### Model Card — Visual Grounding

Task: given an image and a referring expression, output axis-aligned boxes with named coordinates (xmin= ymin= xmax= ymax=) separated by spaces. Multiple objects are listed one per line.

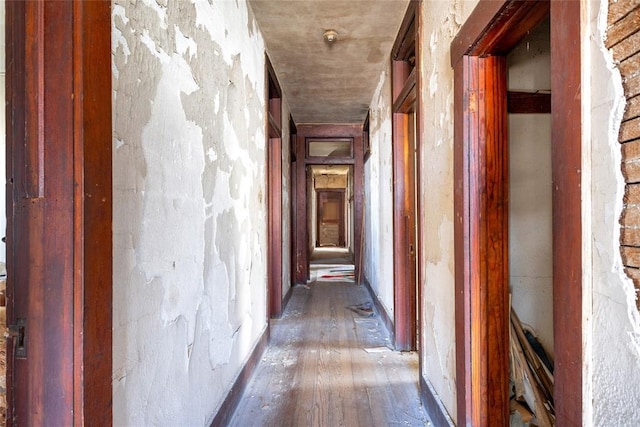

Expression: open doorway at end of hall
xmin=308 ymin=165 xmax=354 ymax=267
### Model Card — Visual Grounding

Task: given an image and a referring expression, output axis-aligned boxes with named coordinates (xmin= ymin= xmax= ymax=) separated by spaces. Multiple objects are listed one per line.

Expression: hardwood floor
xmin=229 ymin=277 xmax=431 ymax=426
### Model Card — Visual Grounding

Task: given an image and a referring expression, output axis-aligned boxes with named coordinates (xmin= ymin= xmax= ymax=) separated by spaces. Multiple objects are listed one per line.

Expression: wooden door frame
xmin=5 ymin=1 xmax=112 ymax=424
xmin=315 ymin=189 xmax=346 ymax=248
xmin=391 ymin=0 xmax=421 ymax=352
xmin=266 ymin=56 xmax=284 ymax=318
xmin=451 ymin=0 xmax=582 ymax=424
xmin=293 ymin=125 xmax=363 ymax=283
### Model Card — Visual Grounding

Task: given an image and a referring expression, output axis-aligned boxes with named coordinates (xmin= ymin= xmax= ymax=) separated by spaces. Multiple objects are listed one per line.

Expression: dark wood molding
xmin=451 ymin=0 xmax=549 ymax=66
xmin=294 ymin=124 xmax=364 ymax=285
xmin=268 ymin=136 xmax=283 ymax=318
xmin=298 ymin=123 xmax=362 ymax=138
xmin=391 ymin=1 xmax=420 ymax=352
xmin=73 ymin=1 xmax=113 ymax=424
xmin=266 ymin=54 xmax=283 ymax=318
xmin=209 ymin=326 xmax=270 ymax=427
xmin=304 ymin=157 xmax=356 ymax=166
xmin=392 ymin=67 xmax=417 ymax=113
xmin=507 ymin=91 xmax=551 ymax=114
xmin=453 ymin=0 xmax=582 ymax=425
xmin=282 ymin=281 xmax=294 ymax=312
xmin=453 ymin=53 xmax=510 ymax=425
xmin=420 ymin=376 xmax=455 ymax=427
xmin=551 ymin=0 xmax=583 ymax=424
xmin=392 ymin=0 xmax=418 ymax=61
xmin=5 ymin=1 xmax=112 ymax=424
xmin=362 ymin=276 xmax=394 ymax=340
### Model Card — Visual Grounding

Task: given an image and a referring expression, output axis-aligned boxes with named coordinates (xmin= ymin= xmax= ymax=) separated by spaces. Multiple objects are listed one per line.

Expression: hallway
xmin=229 ymin=265 xmax=431 ymax=426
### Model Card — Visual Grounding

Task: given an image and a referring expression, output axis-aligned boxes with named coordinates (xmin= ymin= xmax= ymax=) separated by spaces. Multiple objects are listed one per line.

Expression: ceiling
xmin=248 ymin=0 xmax=410 ymax=125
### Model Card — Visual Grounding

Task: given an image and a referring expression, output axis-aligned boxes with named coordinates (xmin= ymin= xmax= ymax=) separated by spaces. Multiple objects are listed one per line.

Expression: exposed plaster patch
xmin=113 ymin=0 xmax=269 ymax=424
xmin=175 ymin=25 xmax=198 ymax=60
xmin=141 ymin=0 xmax=168 ymax=29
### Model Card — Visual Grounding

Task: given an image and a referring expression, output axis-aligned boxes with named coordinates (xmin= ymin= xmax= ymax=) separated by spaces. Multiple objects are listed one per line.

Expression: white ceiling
xmin=248 ymin=0 xmax=410 ymax=124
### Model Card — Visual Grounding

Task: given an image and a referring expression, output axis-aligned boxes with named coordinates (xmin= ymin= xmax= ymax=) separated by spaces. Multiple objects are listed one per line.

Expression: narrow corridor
xmin=229 ymin=260 xmax=431 ymax=426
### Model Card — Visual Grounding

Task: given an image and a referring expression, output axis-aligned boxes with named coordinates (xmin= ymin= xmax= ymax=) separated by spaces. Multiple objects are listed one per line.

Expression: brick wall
xmin=608 ymin=1 xmax=640 ymax=309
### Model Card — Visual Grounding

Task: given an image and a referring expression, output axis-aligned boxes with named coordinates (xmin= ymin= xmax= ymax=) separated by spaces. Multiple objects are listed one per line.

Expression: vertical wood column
xmin=73 ymin=1 xmax=113 ymax=425
xmin=453 ymin=54 xmax=509 ymax=426
xmin=5 ymin=1 xmax=112 ymax=425
xmin=551 ymin=1 xmax=583 ymax=424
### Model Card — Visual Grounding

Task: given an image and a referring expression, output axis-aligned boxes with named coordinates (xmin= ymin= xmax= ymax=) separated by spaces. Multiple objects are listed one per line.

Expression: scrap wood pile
xmin=510 ymin=308 xmax=555 ymax=426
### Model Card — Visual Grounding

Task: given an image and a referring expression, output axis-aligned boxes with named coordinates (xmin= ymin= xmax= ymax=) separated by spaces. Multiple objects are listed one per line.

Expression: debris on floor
xmin=363 ymin=346 xmax=391 ymax=353
xmin=346 ymin=302 xmax=374 ymax=317
xmin=510 ymin=306 xmax=555 ymax=427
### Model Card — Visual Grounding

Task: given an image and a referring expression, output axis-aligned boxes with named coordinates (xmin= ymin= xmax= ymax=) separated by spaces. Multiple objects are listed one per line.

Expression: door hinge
xmin=8 ymin=318 xmax=27 ymax=359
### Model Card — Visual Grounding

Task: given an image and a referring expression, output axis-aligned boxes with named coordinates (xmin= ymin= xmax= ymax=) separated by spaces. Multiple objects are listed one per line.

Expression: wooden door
xmin=316 ymin=190 xmax=345 ymax=247
xmin=5 ymin=1 xmax=112 ymax=424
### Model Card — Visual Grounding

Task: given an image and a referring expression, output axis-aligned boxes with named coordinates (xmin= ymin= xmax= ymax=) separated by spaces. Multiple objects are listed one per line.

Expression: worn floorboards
xmin=228 ymin=278 xmax=431 ymax=427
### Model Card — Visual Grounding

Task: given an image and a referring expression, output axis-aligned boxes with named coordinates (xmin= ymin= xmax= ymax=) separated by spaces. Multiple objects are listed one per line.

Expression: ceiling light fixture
xmin=323 ymin=29 xmax=338 ymax=44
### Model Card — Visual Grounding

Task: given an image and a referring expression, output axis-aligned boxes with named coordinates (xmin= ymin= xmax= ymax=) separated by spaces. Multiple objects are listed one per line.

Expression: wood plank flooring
xmin=229 ymin=278 xmax=431 ymax=426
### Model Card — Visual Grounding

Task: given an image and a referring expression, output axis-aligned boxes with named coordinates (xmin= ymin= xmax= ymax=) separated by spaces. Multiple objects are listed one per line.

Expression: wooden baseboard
xmin=210 ymin=326 xmax=269 ymax=427
xmin=362 ymin=276 xmax=394 ymax=342
xmin=282 ymin=283 xmax=294 ymax=312
xmin=420 ymin=375 xmax=455 ymax=427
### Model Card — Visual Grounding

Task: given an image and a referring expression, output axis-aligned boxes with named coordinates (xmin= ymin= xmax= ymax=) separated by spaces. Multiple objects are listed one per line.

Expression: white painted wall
xmin=507 ymin=19 xmax=554 ymax=357
xmin=418 ymin=1 xmax=479 ymax=423
xmin=363 ymin=61 xmax=395 ymax=319
xmin=281 ymin=100 xmax=292 ymax=301
xmin=111 ymin=1 xmax=273 ymax=424
xmin=589 ymin=0 xmax=640 ymax=423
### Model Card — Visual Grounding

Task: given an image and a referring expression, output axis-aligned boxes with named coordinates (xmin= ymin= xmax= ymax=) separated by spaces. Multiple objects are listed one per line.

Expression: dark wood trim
xmin=362 ymin=277 xmax=394 ymax=342
xmin=209 ymin=326 xmax=270 ymax=427
xmin=294 ymin=124 xmax=363 ymax=285
xmin=507 ymin=91 xmax=551 ymax=114
xmin=282 ymin=280 xmax=294 ymax=312
xmin=73 ymin=1 xmax=113 ymax=424
xmin=5 ymin=1 xmax=112 ymax=424
xmin=298 ymin=124 xmax=362 ymax=138
xmin=391 ymin=1 xmax=420 ymax=352
xmin=419 ymin=376 xmax=455 ymax=427
xmin=551 ymin=1 xmax=583 ymax=424
xmin=266 ymin=54 xmax=283 ymax=318
xmin=304 ymin=157 xmax=355 ymax=166
xmin=363 ymin=111 xmax=371 ymax=161
xmin=268 ymin=137 xmax=283 ymax=318
xmin=453 ymin=0 xmax=582 ymax=425
xmin=268 ymin=112 xmax=282 ymax=139
xmin=451 ymin=0 xmax=549 ymax=65
xmin=392 ymin=1 xmax=418 ymax=61
xmin=453 ymin=53 xmax=510 ymax=425
xmin=453 ymin=56 xmax=471 ymax=425
xmin=392 ymin=67 xmax=417 ymax=113
xmin=294 ymin=135 xmax=308 ymax=285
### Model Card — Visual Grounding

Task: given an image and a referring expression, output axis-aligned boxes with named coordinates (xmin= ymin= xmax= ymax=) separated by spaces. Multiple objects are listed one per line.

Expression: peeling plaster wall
xmin=363 ymin=61 xmax=395 ymax=318
xmin=111 ymin=1 xmax=273 ymax=424
xmin=281 ymin=100 xmax=292 ymax=302
xmin=418 ymin=1 xmax=479 ymax=423
xmin=590 ymin=0 xmax=640 ymax=423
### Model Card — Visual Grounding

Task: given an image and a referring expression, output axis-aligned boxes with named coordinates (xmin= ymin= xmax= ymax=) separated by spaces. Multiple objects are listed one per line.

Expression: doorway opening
xmin=306 ymin=163 xmax=355 ymax=286
xmin=293 ymin=125 xmax=364 ymax=286
xmin=452 ymin=1 xmax=582 ymax=424
xmin=391 ymin=0 xmax=420 ymax=352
